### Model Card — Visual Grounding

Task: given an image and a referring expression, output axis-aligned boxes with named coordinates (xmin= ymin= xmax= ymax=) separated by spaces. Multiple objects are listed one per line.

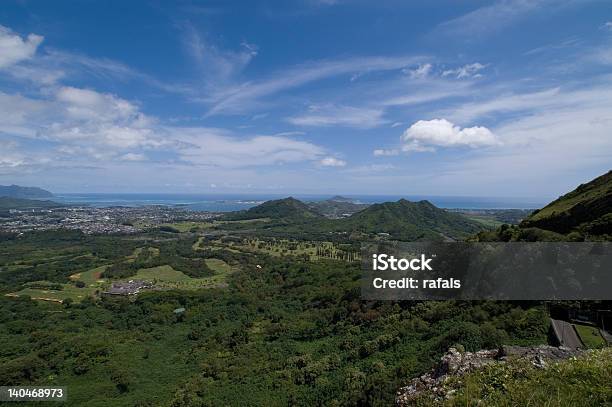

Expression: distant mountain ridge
xmin=223 ymin=197 xmax=323 ymax=221
xmin=335 ymin=199 xmax=484 ymax=240
xmin=222 ymin=196 xmax=485 ymax=241
xmin=328 ymin=196 xmax=356 ymax=203
xmin=0 ymin=185 xmax=53 ymax=199
xmin=0 ymin=197 xmax=61 ymax=210
xmin=308 ymin=196 xmax=370 ymax=219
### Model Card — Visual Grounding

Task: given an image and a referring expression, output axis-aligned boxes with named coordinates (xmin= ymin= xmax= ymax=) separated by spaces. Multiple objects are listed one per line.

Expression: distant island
xmin=0 ymin=184 xmax=53 ymax=199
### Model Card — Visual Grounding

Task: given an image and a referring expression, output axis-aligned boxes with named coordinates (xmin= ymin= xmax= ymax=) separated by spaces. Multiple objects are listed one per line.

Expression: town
xmin=0 ymin=205 xmax=220 ymax=234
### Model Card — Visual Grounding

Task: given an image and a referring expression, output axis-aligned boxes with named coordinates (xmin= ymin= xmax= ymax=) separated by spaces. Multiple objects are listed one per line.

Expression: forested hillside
xmin=220 ymin=197 xmax=485 ymax=241
xmin=0 ymin=184 xmax=54 ymax=198
xmin=474 ymin=170 xmax=612 ymax=242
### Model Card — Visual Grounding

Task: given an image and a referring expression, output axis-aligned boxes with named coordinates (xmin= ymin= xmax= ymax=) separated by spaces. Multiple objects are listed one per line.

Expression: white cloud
xmin=345 ymin=163 xmax=395 ymax=175
xmin=373 ymin=149 xmax=399 ymax=156
xmin=0 ymin=25 xmax=43 ymax=69
xmin=401 ymin=119 xmax=499 ymax=152
xmin=48 ymin=87 xmax=165 ymax=150
xmin=442 ymin=63 xmax=486 ymax=79
xmin=43 ymin=50 xmax=191 ymax=94
xmin=601 ymin=21 xmax=612 ymax=31
xmin=183 ymin=24 xmax=257 ymax=84
xmin=119 ymin=153 xmax=146 ymax=161
xmin=206 ymin=55 xmax=420 ymax=115
xmin=0 ymin=154 xmax=25 ymax=169
xmin=0 ymin=92 xmax=48 ymax=136
xmin=404 ymin=63 xmax=432 ymax=79
xmin=0 ymin=84 xmax=335 ymax=172
xmin=443 ymin=87 xmax=561 ymax=123
xmin=381 ymin=81 xmax=473 ymax=107
xmin=287 ymin=104 xmax=387 ymax=128
xmin=319 ymin=156 xmax=346 ymax=167
xmin=271 ymin=131 xmax=306 ymax=137
xmin=56 ymin=86 xmax=138 ymax=121
xmin=435 ymin=0 xmax=551 ymax=38
xmin=174 ymin=129 xmax=327 ymax=168
xmin=437 ymin=84 xmax=612 ymax=196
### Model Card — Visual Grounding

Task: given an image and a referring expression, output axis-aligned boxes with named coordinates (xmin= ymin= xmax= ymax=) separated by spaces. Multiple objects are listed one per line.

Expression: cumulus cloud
xmin=287 ymin=104 xmax=387 ymax=128
xmin=401 ymin=119 xmax=499 ymax=152
xmin=601 ymin=21 xmax=612 ymax=31
xmin=48 ymin=87 xmax=165 ymax=150
xmin=319 ymin=156 xmax=346 ymax=167
xmin=442 ymin=63 xmax=486 ymax=79
xmin=0 ymin=83 xmax=334 ymax=172
xmin=56 ymin=86 xmax=138 ymax=121
xmin=0 ymin=25 xmax=43 ymax=69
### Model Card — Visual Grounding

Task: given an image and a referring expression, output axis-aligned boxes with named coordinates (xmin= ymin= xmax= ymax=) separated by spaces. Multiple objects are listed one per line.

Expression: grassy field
xmin=70 ymin=265 xmax=108 ymax=285
xmin=160 ymin=221 xmax=214 ymax=232
xmin=574 ymin=324 xmax=607 ymax=349
xmin=161 ymin=218 xmax=272 ymax=233
xmin=192 ymin=236 xmax=205 ymax=250
xmin=204 ymin=258 xmax=233 ymax=274
xmin=125 ymin=247 xmax=143 ymax=262
xmin=226 ymin=238 xmax=361 ymax=262
xmin=8 ymin=264 xmax=110 ymax=303
xmin=465 ymin=215 xmax=504 ymax=228
xmin=9 ymin=281 xmax=99 ymax=303
xmin=130 ymin=261 xmax=234 ymax=290
xmin=7 ymin=257 xmax=235 ymax=302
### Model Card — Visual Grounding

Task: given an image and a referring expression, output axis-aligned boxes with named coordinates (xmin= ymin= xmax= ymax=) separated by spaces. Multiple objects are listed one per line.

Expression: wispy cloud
xmin=287 ymin=104 xmax=387 ymax=128
xmin=442 ymin=63 xmax=487 ymax=79
xmin=373 ymin=149 xmax=399 ymax=157
xmin=435 ymin=0 xmax=552 ymax=38
xmin=182 ymin=23 xmax=257 ymax=85
xmin=205 ymin=55 xmax=420 ymax=115
xmin=404 ymin=63 xmax=432 ymax=79
xmin=174 ymin=130 xmax=327 ymax=168
xmin=319 ymin=156 xmax=346 ymax=167
xmin=43 ymin=50 xmax=192 ymax=94
xmin=442 ymin=87 xmax=561 ymax=123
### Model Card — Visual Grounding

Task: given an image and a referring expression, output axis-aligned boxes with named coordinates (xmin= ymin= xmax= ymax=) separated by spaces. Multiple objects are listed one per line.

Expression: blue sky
xmin=0 ymin=0 xmax=611 ymax=199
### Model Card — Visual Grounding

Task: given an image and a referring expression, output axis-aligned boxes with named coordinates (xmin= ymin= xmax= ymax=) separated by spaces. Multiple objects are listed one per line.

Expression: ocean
xmin=52 ymin=193 xmax=544 ymax=212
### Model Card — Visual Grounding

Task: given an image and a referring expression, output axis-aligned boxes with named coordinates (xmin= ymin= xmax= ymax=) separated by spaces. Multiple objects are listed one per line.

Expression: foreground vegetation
xmin=414 ymin=348 xmax=612 ymax=406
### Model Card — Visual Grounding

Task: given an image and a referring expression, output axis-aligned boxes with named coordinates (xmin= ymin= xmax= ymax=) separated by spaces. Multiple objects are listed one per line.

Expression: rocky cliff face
xmin=396 ymin=345 xmax=583 ymax=405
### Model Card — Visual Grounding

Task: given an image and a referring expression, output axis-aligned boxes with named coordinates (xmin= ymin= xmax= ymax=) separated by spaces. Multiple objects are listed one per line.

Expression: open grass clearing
xmin=70 ymin=265 xmax=108 ymax=286
xmin=574 ymin=324 xmax=606 ymax=349
xmin=9 ymin=282 xmax=99 ymax=303
xmin=129 ymin=261 xmax=235 ymax=290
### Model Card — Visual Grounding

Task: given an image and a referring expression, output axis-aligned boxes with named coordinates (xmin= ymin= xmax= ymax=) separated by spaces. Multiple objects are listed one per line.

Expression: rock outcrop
xmin=396 ymin=345 xmax=583 ymax=405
